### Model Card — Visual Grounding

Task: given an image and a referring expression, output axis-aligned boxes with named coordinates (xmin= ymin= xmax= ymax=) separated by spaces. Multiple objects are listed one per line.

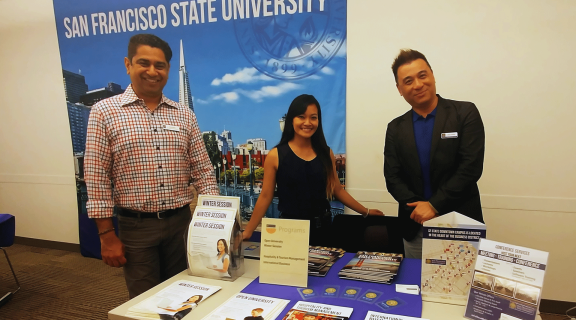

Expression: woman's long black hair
xmin=276 ymin=94 xmax=336 ymax=199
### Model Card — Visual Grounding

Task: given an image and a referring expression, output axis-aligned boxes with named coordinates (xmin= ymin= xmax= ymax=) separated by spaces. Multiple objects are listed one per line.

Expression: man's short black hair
xmin=391 ymin=49 xmax=432 ymax=84
xmin=127 ymin=34 xmax=172 ymax=63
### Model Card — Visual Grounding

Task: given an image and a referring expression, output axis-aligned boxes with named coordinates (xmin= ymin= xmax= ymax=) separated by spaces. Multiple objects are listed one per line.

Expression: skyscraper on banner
xmin=179 ymin=39 xmax=193 ymax=111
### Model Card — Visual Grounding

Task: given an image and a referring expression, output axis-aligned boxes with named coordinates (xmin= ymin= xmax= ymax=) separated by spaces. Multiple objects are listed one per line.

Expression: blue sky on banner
xmin=53 ymin=0 xmax=347 ymax=153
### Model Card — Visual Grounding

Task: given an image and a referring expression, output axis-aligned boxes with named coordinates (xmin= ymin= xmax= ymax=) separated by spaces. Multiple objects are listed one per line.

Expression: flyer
xmin=464 ymin=239 xmax=549 ymax=320
xmin=421 ymin=212 xmax=486 ymax=305
xmin=196 ymin=194 xmax=241 ymax=224
xmin=201 ymin=292 xmax=289 ymax=320
xmin=338 ymin=251 xmax=403 ymax=284
xmin=187 ymin=205 xmax=242 ymax=280
xmin=281 ymin=301 xmax=353 ymax=320
xmin=126 ymin=280 xmax=221 ymax=320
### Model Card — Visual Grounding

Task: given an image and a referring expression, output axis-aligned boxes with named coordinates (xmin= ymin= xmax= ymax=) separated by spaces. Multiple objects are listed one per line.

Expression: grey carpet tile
xmin=0 ymin=244 xmax=128 ymax=320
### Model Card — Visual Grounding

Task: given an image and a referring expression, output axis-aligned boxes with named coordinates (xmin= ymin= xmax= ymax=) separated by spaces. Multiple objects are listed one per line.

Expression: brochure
xmin=338 ymin=251 xmax=403 ymax=284
xmin=196 ymin=194 xmax=242 ymax=227
xmin=364 ymin=311 xmax=429 ymax=320
xmin=464 ymin=239 xmax=549 ymax=320
xmin=126 ymin=280 xmax=221 ymax=320
xmin=187 ymin=205 xmax=243 ymax=280
xmin=201 ymin=292 xmax=289 ymax=320
xmin=308 ymin=246 xmax=345 ymax=277
xmin=281 ymin=301 xmax=353 ymax=320
xmin=421 ymin=212 xmax=486 ymax=305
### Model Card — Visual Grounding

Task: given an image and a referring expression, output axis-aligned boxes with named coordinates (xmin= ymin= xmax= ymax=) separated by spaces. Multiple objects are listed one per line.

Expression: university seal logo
xmin=266 ymin=224 xmax=276 ymax=234
xmin=234 ymin=0 xmax=346 ymax=80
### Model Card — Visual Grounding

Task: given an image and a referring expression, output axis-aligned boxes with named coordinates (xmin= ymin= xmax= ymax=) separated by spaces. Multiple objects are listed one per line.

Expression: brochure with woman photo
xmin=187 ymin=205 xmax=243 ymax=280
xmin=126 ymin=280 xmax=221 ymax=320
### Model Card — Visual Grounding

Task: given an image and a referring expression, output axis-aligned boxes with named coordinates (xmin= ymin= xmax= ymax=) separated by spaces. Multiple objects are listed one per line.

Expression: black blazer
xmin=384 ymin=95 xmax=485 ymax=241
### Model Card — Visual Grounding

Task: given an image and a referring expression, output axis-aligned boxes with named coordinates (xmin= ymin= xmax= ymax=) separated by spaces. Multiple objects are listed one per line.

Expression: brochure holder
xmin=186 ymin=195 xmax=245 ymax=281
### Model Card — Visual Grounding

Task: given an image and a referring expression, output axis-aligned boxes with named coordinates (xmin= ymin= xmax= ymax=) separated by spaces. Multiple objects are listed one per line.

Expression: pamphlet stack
xmin=308 ymin=246 xmax=346 ymax=277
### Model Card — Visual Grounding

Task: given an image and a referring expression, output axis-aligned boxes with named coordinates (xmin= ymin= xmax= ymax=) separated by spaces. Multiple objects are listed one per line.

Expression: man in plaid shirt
xmin=85 ymin=34 xmax=218 ymax=298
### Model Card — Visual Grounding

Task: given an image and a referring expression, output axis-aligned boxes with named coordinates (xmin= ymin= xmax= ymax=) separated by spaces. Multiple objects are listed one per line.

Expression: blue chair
xmin=0 ymin=214 xmax=20 ymax=307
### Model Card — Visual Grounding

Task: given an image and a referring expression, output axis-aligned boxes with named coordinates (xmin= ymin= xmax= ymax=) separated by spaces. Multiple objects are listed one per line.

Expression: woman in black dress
xmin=242 ymin=94 xmax=383 ymax=247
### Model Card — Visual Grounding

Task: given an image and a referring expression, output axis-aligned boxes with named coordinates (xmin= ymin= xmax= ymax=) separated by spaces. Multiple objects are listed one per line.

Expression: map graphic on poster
xmin=52 ymin=0 xmax=347 ymax=255
xmin=421 ymin=212 xmax=486 ymax=305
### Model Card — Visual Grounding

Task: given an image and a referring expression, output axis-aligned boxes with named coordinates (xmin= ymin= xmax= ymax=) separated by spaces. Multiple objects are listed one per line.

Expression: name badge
xmin=441 ymin=132 xmax=458 ymax=139
xmin=163 ymin=125 xmax=180 ymax=132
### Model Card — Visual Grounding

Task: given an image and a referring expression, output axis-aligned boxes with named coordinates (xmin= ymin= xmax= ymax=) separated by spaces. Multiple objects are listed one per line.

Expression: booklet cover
xmin=281 ymin=301 xmax=353 ymax=320
xmin=364 ymin=311 xmax=429 ymax=320
xmin=421 ymin=212 xmax=486 ymax=305
xmin=338 ymin=251 xmax=403 ymax=284
xmin=464 ymin=239 xmax=549 ymax=320
xmin=308 ymin=246 xmax=345 ymax=277
xmin=201 ymin=292 xmax=289 ymax=320
xmin=126 ymin=280 xmax=221 ymax=320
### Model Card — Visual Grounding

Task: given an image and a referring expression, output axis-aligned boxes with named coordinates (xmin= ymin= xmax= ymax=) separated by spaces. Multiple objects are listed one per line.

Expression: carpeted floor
xmin=0 ymin=244 xmax=129 ymax=320
xmin=0 ymin=244 xmax=570 ymax=320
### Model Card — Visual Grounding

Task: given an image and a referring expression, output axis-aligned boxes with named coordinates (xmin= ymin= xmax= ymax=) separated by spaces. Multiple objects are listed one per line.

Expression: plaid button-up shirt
xmin=84 ymin=85 xmax=218 ymax=218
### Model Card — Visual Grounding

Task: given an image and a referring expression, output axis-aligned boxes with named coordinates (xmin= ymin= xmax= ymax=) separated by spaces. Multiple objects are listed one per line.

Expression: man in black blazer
xmin=384 ymin=49 xmax=485 ymax=258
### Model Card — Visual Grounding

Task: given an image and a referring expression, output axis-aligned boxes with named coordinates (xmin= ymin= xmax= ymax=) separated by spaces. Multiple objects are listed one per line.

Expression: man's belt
xmin=119 ymin=204 xmax=190 ymax=219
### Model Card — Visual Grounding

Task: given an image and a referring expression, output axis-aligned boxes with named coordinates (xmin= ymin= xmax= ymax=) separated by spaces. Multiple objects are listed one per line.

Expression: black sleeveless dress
xmin=276 ymin=144 xmax=333 ymax=247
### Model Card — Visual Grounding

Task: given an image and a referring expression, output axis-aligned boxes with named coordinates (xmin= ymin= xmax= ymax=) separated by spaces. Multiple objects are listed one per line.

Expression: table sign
xmin=365 ymin=310 xmax=429 ymax=320
xmin=259 ymin=217 xmax=309 ymax=287
xmin=421 ymin=212 xmax=486 ymax=305
xmin=187 ymin=195 xmax=244 ymax=281
xmin=464 ymin=239 xmax=549 ymax=320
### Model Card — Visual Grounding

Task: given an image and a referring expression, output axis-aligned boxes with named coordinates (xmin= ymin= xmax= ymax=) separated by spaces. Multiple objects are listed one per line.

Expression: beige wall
xmin=346 ymin=0 xmax=576 ymax=302
xmin=0 ymin=0 xmax=78 ymax=243
xmin=0 ymin=0 xmax=574 ymax=302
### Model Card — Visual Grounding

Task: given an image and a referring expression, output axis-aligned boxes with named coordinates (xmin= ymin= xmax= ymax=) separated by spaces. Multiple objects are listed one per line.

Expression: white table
xmin=109 ymin=258 xmax=541 ymax=320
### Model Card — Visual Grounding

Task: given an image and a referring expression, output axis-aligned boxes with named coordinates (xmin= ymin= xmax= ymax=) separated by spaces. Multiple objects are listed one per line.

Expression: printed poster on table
xmin=421 ymin=212 xmax=486 ymax=305
xmin=464 ymin=239 xmax=549 ymax=320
